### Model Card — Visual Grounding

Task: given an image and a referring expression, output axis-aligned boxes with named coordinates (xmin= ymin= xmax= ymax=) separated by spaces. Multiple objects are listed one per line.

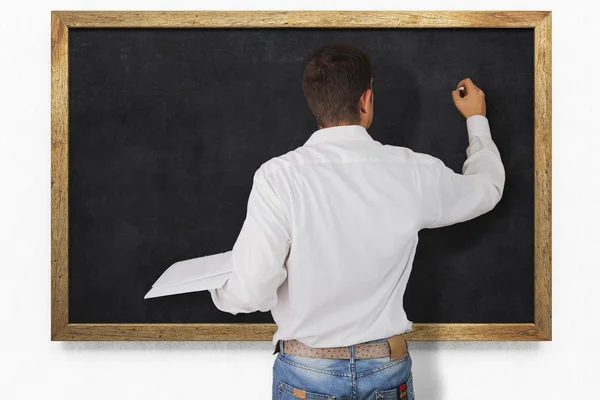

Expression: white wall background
xmin=1 ymin=0 xmax=598 ymax=399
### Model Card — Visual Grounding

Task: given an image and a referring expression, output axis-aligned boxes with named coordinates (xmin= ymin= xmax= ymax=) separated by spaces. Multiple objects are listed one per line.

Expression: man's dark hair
xmin=301 ymin=44 xmax=372 ymax=128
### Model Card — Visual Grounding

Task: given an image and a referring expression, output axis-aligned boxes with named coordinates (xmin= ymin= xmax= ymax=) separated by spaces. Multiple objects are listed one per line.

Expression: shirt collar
xmin=304 ymin=124 xmax=374 ymax=146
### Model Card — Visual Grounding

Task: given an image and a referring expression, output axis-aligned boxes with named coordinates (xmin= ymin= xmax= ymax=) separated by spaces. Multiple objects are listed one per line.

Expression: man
xmin=209 ymin=44 xmax=505 ymax=399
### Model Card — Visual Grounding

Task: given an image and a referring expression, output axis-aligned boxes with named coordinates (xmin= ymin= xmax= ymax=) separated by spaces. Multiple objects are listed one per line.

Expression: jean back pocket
xmin=277 ymin=380 xmax=336 ymax=400
xmin=373 ymin=372 xmax=413 ymax=400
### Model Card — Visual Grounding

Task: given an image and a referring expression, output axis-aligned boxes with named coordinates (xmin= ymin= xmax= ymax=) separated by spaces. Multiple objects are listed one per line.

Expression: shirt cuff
xmin=466 ymin=115 xmax=492 ymax=139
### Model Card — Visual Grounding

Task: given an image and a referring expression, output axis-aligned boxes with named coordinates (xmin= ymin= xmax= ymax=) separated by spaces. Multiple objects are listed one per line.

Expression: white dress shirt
xmin=209 ymin=115 xmax=505 ymax=348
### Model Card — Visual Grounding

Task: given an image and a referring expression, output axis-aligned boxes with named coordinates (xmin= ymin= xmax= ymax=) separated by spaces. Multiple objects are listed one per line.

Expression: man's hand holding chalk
xmin=452 ymin=77 xmax=487 ymax=119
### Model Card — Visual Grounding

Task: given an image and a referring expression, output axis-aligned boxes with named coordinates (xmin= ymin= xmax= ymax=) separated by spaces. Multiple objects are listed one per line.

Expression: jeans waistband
xmin=274 ymin=334 xmax=406 ymax=355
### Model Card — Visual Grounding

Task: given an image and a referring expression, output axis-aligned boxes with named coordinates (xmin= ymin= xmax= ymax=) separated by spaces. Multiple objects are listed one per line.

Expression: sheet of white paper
xmin=152 ymin=250 xmax=233 ymax=287
xmin=144 ymin=271 xmax=231 ymax=299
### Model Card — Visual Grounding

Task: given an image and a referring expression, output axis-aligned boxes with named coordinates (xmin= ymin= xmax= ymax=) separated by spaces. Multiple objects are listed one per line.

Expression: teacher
xmin=209 ymin=44 xmax=505 ymax=399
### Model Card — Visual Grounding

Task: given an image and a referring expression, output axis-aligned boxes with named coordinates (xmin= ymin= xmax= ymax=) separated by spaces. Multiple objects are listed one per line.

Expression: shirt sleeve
xmin=420 ymin=115 xmax=506 ymax=229
xmin=208 ymin=172 xmax=291 ymax=314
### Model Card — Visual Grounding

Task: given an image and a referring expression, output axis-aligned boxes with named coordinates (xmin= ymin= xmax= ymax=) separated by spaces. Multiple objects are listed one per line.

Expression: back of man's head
xmin=301 ymin=44 xmax=372 ymax=128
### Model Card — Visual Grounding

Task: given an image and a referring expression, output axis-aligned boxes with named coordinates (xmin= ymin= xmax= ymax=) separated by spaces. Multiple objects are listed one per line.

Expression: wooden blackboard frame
xmin=51 ymin=10 xmax=552 ymax=341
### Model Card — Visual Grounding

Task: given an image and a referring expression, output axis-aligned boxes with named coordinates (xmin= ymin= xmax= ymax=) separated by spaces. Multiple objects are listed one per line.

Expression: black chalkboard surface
xmin=68 ymin=27 xmax=534 ymax=326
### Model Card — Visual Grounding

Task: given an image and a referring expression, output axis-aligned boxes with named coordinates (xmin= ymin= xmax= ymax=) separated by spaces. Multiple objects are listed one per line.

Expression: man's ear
xmin=360 ymin=88 xmax=372 ymax=113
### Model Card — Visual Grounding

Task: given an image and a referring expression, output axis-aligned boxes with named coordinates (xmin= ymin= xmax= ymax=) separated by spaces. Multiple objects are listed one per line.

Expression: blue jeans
xmin=272 ymin=338 xmax=415 ymax=399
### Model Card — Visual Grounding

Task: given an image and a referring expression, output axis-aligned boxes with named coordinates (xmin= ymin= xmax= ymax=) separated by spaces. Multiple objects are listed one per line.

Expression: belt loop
xmin=387 ymin=333 xmax=408 ymax=361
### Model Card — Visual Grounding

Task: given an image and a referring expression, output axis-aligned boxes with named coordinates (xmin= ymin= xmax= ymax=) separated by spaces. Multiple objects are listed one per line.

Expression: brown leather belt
xmin=275 ymin=333 xmax=408 ymax=361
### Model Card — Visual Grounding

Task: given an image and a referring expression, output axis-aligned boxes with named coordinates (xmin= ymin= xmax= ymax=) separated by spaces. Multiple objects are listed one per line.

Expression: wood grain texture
xmin=50 ymin=10 xmax=552 ymax=341
xmin=533 ymin=12 xmax=552 ymax=340
xmin=51 ymin=12 xmax=69 ymax=340
xmin=51 ymin=323 xmax=548 ymax=341
xmin=53 ymin=10 xmax=549 ymax=28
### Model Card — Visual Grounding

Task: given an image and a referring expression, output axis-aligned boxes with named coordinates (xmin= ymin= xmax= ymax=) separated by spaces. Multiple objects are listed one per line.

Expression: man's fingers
xmin=451 ymin=89 xmax=462 ymax=103
xmin=456 ymin=77 xmax=472 ymax=89
xmin=457 ymin=77 xmax=477 ymax=91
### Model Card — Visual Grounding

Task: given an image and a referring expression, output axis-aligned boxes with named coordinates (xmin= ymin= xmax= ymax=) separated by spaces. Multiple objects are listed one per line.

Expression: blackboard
xmin=51 ymin=11 xmax=552 ymax=341
xmin=68 ymin=27 xmax=533 ymax=323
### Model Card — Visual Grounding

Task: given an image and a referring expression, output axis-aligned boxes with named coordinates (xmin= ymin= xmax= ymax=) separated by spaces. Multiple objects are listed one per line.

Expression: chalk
xmin=458 ymin=86 xmax=465 ymax=91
